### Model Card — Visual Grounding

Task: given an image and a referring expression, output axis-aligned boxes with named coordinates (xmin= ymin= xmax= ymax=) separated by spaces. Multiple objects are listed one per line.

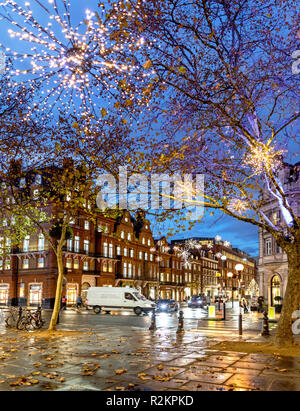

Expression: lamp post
xmin=221 ymin=255 xmax=227 ymax=297
xmin=235 ymin=263 xmax=244 ymax=335
xmin=227 ymin=272 xmax=233 ymax=308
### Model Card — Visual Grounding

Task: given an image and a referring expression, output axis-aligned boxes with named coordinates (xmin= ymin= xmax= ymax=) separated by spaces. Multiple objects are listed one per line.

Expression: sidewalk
xmin=0 ymin=311 xmax=300 ymax=391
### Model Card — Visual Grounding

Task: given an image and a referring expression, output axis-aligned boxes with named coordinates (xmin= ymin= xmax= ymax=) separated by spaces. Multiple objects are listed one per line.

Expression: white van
xmin=85 ymin=287 xmax=155 ymax=316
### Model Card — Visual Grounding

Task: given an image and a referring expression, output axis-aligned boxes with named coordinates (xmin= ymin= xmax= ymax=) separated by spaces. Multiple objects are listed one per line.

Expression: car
xmin=188 ymin=296 xmax=207 ymax=308
xmin=156 ymin=299 xmax=179 ymax=312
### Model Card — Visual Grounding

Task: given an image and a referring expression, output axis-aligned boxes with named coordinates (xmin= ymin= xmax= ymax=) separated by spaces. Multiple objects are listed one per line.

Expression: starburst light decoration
xmin=0 ymin=0 xmax=147 ymax=120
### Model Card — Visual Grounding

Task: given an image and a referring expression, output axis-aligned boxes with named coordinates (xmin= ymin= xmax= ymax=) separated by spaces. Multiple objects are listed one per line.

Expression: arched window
xmin=271 ymin=275 xmax=281 ymax=306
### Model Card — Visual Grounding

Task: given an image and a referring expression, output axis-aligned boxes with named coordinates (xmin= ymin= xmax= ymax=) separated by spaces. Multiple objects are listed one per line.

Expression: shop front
xmin=28 ymin=283 xmax=42 ymax=307
xmin=66 ymin=283 xmax=78 ymax=305
xmin=0 ymin=284 xmax=9 ymax=306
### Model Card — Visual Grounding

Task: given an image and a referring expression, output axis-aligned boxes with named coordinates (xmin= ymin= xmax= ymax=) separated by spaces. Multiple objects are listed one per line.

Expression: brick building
xmin=0 ymin=170 xmax=257 ymax=308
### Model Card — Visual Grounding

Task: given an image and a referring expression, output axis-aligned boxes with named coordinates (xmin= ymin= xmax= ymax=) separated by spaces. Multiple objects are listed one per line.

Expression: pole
xmin=238 ymin=275 xmax=242 ymax=335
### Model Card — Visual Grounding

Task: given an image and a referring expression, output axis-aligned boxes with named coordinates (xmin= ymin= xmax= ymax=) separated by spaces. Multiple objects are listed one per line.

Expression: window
xmin=108 ymin=262 xmax=113 ymax=273
xmin=128 ymin=263 xmax=132 ymax=277
xmin=35 ymin=174 xmax=42 ymax=184
xmin=150 ymin=254 xmax=153 ymax=261
xmin=124 ymin=247 xmax=128 ymax=257
xmin=38 ymin=234 xmax=45 ymax=251
xmin=38 ymin=258 xmax=44 ymax=268
xmin=83 ymin=261 xmax=89 ymax=271
xmin=125 ymin=292 xmax=134 ymax=300
xmin=109 ymin=243 xmax=113 ymax=258
xmin=103 ymin=242 xmax=108 ymax=257
xmin=265 ymin=238 xmax=272 ymax=256
xmin=130 ymin=249 xmax=134 ymax=258
xmin=4 ymin=259 xmax=10 ymax=270
xmin=66 ymin=258 xmax=72 ymax=269
xmin=127 ymin=233 xmax=131 ymax=241
xmin=74 ymin=236 xmax=80 ymax=252
xmin=142 ymin=237 xmax=145 ymax=245
xmin=23 ymin=259 xmax=29 ymax=269
xmin=103 ymin=262 xmax=108 ymax=272
xmin=145 ymin=252 xmax=148 ymax=261
xmin=123 ymin=262 xmax=127 ymax=276
xmin=147 ymin=239 xmax=151 ymax=246
xmin=116 ymin=246 xmax=121 ymax=256
xmin=67 ymin=238 xmax=73 ymax=251
xmin=121 ymin=231 xmax=125 ymax=239
xmin=33 ymin=189 xmax=39 ymax=200
xmin=23 ymin=235 xmax=30 ymax=252
xmin=74 ymin=259 xmax=79 ymax=269
xmin=84 ymin=240 xmax=89 ymax=254
xmin=84 ymin=220 xmax=90 ymax=230
xmin=139 ymin=251 xmax=143 ymax=260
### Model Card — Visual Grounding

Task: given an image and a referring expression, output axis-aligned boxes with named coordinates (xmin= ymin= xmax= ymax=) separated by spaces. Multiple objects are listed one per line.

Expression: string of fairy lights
xmin=0 ymin=0 xmax=153 ymax=123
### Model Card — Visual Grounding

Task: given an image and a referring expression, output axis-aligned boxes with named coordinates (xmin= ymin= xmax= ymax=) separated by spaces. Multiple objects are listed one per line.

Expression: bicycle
xmin=5 ymin=307 xmax=23 ymax=328
xmin=17 ymin=307 xmax=45 ymax=331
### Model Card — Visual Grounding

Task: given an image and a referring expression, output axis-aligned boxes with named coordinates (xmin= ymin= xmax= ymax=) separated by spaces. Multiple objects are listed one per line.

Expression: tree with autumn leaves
xmin=0 ymin=113 xmax=132 ymax=330
xmin=107 ymin=0 xmax=300 ymax=346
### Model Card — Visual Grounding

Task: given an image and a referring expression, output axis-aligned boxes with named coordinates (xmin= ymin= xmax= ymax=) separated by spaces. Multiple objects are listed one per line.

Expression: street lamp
xmin=227 ymin=272 xmax=233 ymax=307
xmin=235 ymin=263 xmax=244 ymax=335
xmin=221 ymin=255 xmax=227 ymax=296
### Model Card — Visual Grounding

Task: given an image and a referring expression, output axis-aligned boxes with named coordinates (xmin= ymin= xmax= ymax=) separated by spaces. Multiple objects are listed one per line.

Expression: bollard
xmin=223 ymin=302 xmax=226 ymax=321
xmin=261 ymin=310 xmax=270 ymax=336
xmin=177 ymin=310 xmax=184 ymax=333
xmin=238 ymin=311 xmax=243 ymax=335
xmin=149 ymin=308 xmax=156 ymax=331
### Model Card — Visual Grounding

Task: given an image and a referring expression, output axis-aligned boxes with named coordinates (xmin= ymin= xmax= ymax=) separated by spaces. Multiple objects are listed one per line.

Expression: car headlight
xmin=161 ymin=304 xmax=167 ymax=309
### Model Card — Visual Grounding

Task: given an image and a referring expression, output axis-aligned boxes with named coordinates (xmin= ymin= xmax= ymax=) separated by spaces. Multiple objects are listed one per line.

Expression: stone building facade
xmin=257 ymin=162 xmax=300 ymax=305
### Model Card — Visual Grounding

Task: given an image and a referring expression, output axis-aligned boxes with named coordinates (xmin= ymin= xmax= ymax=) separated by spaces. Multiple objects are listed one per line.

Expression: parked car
xmin=156 ymin=299 xmax=179 ymax=312
xmin=85 ymin=287 xmax=155 ymax=315
xmin=188 ymin=296 xmax=207 ymax=308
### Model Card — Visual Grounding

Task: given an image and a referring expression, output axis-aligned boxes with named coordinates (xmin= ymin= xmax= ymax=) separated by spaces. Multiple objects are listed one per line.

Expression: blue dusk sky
xmin=4 ymin=0 xmax=299 ymax=258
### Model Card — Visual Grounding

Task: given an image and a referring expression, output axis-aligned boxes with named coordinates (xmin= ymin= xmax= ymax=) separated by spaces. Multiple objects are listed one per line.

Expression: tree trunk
xmin=274 ymin=246 xmax=300 ymax=346
xmin=48 ymin=248 xmax=64 ymax=331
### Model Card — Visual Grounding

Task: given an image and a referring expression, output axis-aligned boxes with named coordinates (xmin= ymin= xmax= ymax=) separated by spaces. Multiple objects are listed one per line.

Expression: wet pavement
xmin=0 ymin=306 xmax=300 ymax=391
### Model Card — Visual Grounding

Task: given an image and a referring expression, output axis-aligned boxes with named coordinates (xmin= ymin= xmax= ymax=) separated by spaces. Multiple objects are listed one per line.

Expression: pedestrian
xmin=62 ymin=296 xmax=67 ymax=310
xmin=76 ymin=295 xmax=82 ymax=309
xmin=242 ymin=298 xmax=249 ymax=313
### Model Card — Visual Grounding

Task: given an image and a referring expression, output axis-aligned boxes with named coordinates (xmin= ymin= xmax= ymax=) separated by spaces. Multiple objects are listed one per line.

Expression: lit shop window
xmin=66 ymin=284 xmax=78 ymax=305
xmin=19 ymin=283 xmax=25 ymax=298
xmin=74 ymin=259 xmax=79 ymax=269
xmin=66 ymin=258 xmax=72 ymax=269
xmin=29 ymin=284 xmax=42 ymax=306
xmin=0 ymin=284 xmax=9 ymax=305
xmin=108 ymin=262 xmax=113 ymax=273
xmin=83 ymin=261 xmax=89 ymax=271
xmin=23 ymin=259 xmax=29 ymax=269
